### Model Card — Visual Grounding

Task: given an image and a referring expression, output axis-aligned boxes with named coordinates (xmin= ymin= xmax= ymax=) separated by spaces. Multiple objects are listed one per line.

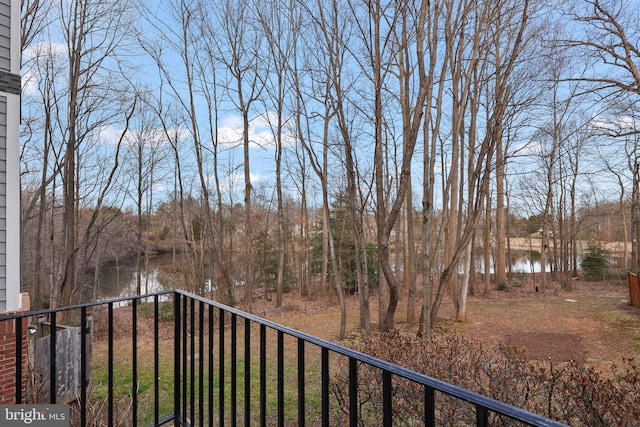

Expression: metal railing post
xmin=297 ymin=338 xmax=305 ymax=427
xmin=15 ymin=316 xmax=22 ymax=404
xmin=321 ymin=347 xmax=329 ymax=427
xmin=132 ymin=299 xmax=138 ymax=425
xmin=244 ymin=317 xmax=251 ymax=427
xmin=383 ymin=370 xmax=392 ymax=427
xmin=219 ymin=307 xmax=225 ymax=427
xmin=198 ymin=300 xmax=204 ymax=427
xmin=260 ymin=324 xmax=267 ymax=427
xmin=231 ymin=313 xmax=237 ymax=427
xmin=80 ymin=307 xmax=88 ymax=427
xmin=425 ymin=385 xmax=435 ymax=427
xmin=209 ymin=304 xmax=214 ymax=426
xmin=277 ymin=331 xmax=284 ymax=427
xmin=49 ymin=311 xmax=56 ymax=404
xmin=349 ymin=358 xmax=358 ymax=427
xmin=477 ymin=405 xmax=489 ymax=427
xmin=154 ymin=295 xmax=160 ymax=426
xmin=108 ymin=302 xmax=114 ymax=426
xmin=174 ymin=294 xmax=181 ymax=426
xmin=189 ymin=297 xmax=195 ymax=424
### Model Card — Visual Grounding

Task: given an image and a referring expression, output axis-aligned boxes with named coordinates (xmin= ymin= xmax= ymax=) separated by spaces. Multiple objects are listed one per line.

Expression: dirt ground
xmin=252 ymin=278 xmax=640 ymax=373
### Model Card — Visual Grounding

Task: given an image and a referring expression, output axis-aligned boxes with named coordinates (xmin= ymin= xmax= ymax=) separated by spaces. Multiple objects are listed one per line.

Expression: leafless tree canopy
xmin=19 ymin=0 xmax=640 ymax=333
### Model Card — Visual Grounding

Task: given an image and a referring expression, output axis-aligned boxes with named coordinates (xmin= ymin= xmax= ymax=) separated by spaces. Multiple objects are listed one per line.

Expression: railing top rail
xmin=174 ymin=290 xmax=567 ymax=427
xmin=0 ymin=290 xmax=176 ymax=321
xmin=1 ymin=289 xmax=567 ymax=426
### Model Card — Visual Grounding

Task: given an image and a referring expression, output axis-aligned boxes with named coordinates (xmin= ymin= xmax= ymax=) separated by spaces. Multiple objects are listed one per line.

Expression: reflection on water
xmin=100 ymin=268 xmax=167 ymax=306
xmin=510 ymin=258 xmax=549 ymax=273
xmin=473 ymin=256 xmax=572 ymax=274
xmin=97 ymin=254 xmax=174 ymax=304
xmin=99 ymin=253 xmax=590 ymax=301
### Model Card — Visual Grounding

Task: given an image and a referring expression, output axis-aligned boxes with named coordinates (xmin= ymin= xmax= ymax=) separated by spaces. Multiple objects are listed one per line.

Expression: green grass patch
xmin=90 ymin=321 xmax=325 ymax=425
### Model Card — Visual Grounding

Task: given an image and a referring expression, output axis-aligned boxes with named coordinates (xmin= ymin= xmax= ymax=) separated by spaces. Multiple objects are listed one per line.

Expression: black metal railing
xmin=0 ymin=290 xmax=567 ymax=426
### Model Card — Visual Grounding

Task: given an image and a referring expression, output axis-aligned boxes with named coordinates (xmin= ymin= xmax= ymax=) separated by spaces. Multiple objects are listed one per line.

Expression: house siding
xmin=0 ymin=0 xmax=25 ymax=405
xmin=0 ymin=95 xmax=5 ymax=313
xmin=0 ymin=1 xmax=9 ymax=71
xmin=0 ymin=0 xmax=20 ymax=314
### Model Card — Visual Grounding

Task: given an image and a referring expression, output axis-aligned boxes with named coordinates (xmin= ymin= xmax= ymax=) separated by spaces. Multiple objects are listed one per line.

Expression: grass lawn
xmin=88 ymin=278 xmax=640 ymax=424
xmin=91 ymin=306 xmax=326 ymax=426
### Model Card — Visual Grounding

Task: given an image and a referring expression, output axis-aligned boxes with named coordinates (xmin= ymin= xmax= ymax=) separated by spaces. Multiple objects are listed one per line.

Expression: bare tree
xmin=123 ymin=99 xmax=169 ymax=298
xmin=297 ymin=0 xmax=352 ymax=338
xmin=419 ymin=0 xmax=447 ymax=336
xmin=43 ymin=0 xmax=138 ymax=308
xmin=367 ymin=0 xmax=429 ymax=331
xmin=20 ymin=39 xmax=65 ymax=308
xmin=288 ymin=12 xmax=321 ymax=298
xmin=563 ymin=0 xmax=640 ymax=268
xmin=215 ymin=0 xmax=265 ymax=311
xmin=565 ymin=0 xmax=640 ymax=101
xmin=601 ymin=137 xmax=637 ymax=271
xmin=253 ymin=0 xmax=300 ymax=308
xmin=475 ymin=0 xmax=534 ymax=293
xmin=418 ymin=0 xmax=531 ymax=333
xmin=21 ymin=0 xmax=54 ymax=53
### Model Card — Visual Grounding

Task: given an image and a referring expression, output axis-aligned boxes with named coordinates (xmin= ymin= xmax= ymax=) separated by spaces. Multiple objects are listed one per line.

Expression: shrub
xmin=331 ymin=331 xmax=640 ymax=426
xmin=511 ymin=273 xmax=527 ymax=288
xmin=581 ymin=244 xmax=610 ymax=280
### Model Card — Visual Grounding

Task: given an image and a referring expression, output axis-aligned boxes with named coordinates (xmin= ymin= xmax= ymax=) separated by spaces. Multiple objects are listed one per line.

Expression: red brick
xmin=0 ymin=298 xmax=30 ymax=405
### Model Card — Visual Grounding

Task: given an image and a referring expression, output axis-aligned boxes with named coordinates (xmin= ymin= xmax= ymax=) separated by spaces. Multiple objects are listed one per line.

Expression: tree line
xmin=19 ymin=0 xmax=640 ymax=337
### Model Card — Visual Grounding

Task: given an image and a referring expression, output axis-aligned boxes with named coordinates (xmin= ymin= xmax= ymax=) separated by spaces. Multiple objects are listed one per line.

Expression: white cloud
xmin=21 ymin=41 xmax=67 ymax=96
xmin=512 ymin=140 xmax=544 ymax=157
xmin=21 ymin=67 xmax=38 ymax=97
xmin=590 ymin=114 xmax=639 ymax=134
xmin=98 ymin=125 xmax=188 ymax=147
xmin=95 ymin=125 xmax=124 ymax=145
xmin=218 ymin=116 xmax=244 ymax=146
xmin=221 ymin=171 xmax=264 ymax=192
xmin=218 ymin=112 xmax=296 ymax=148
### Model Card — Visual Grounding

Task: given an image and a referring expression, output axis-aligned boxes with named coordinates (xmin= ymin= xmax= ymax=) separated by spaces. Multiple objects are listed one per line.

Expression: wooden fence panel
xmin=32 ymin=326 xmax=92 ymax=404
xmin=628 ymin=272 xmax=640 ymax=308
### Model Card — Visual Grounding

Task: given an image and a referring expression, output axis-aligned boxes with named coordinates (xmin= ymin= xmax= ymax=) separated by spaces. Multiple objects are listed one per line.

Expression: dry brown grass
xmin=253 ymin=278 xmax=640 ymax=374
xmin=86 ymin=278 xmax=640 ymax=425
xmin=91 ymin=278 xmax=640 ymax=376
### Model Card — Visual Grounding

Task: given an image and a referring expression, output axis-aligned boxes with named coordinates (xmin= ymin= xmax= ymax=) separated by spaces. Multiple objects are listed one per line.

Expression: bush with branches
xmin=331 ymin=332 xmax=640 ymax=426
xmin=581 ymin=244 xmax=610 ymax=280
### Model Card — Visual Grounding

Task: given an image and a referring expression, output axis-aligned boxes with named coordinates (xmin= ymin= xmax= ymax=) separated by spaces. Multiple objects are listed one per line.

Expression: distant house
xmin=0 ymin=0 xmax=21 ymax=314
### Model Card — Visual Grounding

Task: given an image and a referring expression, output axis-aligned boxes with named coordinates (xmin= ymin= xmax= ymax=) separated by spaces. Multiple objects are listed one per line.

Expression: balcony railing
xmin=0 ymin=290 xmax=567 ymax=426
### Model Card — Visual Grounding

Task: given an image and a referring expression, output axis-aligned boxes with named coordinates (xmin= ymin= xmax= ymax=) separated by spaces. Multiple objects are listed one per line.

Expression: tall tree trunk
xmin=419 ymin=0 xmax=444 ymax=337
xmin=483 ymin=181 xmax=492 ymax=293
xmin=405 ymin=179 xmax=416 ymax=324
xmin=633 ymin=161 xmax=640 ymax=273
xmin=495 ymin=132 xmax=507 ymax=286
xmin=458 ymin=245 xmax=472 ymax=322
xmin=377 ymin=0 xmax=429 ymax=331
xmin=276 ymin=119 xmax=285 ymax=308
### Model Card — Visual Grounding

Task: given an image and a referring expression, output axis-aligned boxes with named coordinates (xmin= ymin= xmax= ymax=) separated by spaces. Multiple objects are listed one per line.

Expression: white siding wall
xmin=0 ymin=1 xmax=10 ymax=71
xmin=0 ymin=95 xmax=5 ymax=312
xmin=5 ymin=93 xmax=18 ymax=312
xmin=0 ymin=0 xmax=20 ymax=313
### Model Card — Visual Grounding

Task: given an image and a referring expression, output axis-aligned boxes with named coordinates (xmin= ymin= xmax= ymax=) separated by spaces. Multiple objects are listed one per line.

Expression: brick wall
xmin=0 ymin=295 xmax=29 ymax=403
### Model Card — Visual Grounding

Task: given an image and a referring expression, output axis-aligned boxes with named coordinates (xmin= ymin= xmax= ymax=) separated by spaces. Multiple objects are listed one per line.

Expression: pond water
xmin=96 ymin=254 xmax=174 ymax=303
xmin=96 ymin=253 xmax=590 ymax=301
xmin=471 ymin=255 xmax=580 ymax=274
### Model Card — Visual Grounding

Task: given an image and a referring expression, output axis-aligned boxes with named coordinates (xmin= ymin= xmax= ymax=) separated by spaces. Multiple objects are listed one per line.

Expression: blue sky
xmin=19 ymin=0 xmax=639 ymax=220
